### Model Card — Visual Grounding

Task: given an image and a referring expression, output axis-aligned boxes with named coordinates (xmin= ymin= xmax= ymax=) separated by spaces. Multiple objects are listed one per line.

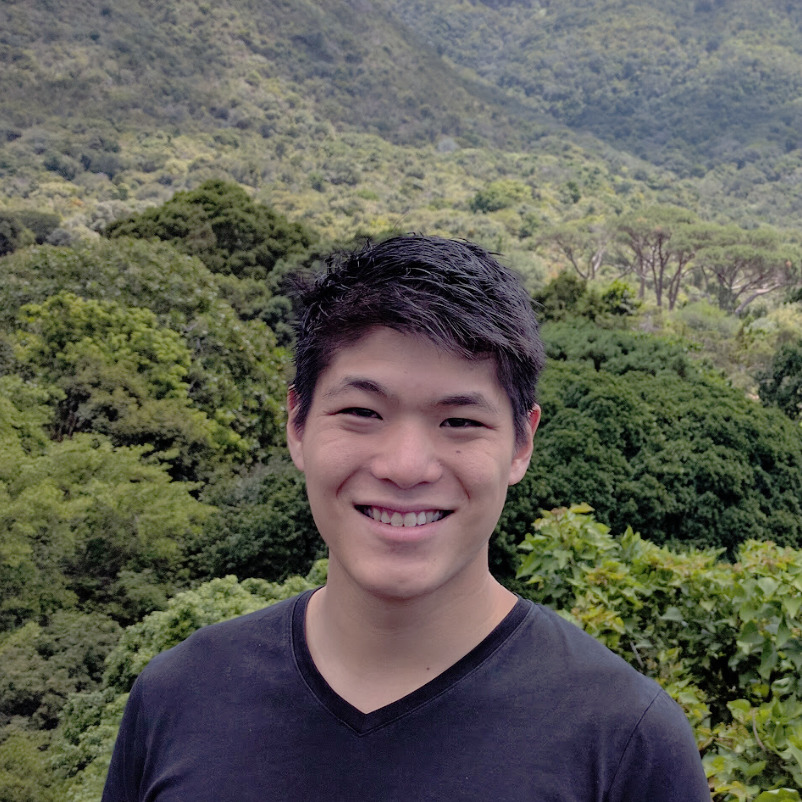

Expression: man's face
xmin=287 ymin=327 xmax=539 ymax=604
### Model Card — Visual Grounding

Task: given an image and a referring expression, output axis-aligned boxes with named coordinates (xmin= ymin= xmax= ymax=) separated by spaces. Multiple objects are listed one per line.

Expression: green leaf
xmin=659 ymin=606 xmax=685 ymax=623
xmin=757 ymin=577 xmax=781 ymax=598
xmin=754 ymin=790 xmax=802 ymax=802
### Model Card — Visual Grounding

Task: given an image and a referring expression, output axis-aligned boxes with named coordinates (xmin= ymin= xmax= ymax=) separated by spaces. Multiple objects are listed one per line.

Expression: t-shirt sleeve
xmin=607 ymin=689 xmax=711 ymax=801
xmin=102 ymin=677 xmax=148 ymax=802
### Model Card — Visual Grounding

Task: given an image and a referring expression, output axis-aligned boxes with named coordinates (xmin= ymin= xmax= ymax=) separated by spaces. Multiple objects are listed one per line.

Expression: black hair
xmin=291 ymin=235 xmax=545 ymax=445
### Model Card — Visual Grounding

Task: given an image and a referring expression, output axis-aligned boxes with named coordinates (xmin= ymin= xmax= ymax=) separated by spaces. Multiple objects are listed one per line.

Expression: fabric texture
xmin=102 ymin=591 xmax=710 ymax=801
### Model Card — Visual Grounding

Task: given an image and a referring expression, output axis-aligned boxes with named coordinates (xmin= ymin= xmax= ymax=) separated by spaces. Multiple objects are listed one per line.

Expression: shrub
xmin=517 ymin=506 xmax=802 ymax=799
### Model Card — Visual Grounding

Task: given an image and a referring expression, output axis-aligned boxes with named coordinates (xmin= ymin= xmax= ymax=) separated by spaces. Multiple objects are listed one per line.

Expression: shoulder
xmin=516 ymin=602 xmax=660 ymax=697
xmin=507 ymin=602 xmax=709 ymax=799
xmin=135 ymin=591 xmax=307 ymax=694
xmin=508 ymin=601 xmax=690 ymax=735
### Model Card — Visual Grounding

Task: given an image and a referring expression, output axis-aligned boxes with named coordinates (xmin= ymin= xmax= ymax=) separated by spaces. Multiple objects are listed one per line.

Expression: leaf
xmin=754 ymin=790 xmax=802 ymax=801
xmin=659 ymin=606 xmax=685 ymax=623
xmin=782 ymin=595 xmax=802 ymax=619
xmin=757 ymin=577 xmax=781 ymax=598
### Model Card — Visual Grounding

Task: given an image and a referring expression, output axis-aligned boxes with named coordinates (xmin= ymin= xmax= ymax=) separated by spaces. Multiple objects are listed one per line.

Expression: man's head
xmin=291 ymin=235 xmax=545 ymax=445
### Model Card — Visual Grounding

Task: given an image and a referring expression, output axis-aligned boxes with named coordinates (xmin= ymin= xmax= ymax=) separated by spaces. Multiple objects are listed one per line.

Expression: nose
xmin=370 ymin=419 xmax=443 ymax=489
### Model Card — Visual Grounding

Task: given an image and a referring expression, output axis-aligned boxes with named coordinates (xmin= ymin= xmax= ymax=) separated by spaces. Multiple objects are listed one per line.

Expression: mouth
xmin=356 ymin=505 xmax=453 ymax=528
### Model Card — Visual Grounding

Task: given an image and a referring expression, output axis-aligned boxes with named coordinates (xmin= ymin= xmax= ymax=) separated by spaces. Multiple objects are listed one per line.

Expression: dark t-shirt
xmin=102 ymin=591 xmax=710 ymax=801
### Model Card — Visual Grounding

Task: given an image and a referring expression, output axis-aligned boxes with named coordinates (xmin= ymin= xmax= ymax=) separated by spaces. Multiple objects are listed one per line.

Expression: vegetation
xmin=31 ymin=509 xmax=802 ymax=800
xmin=516 ymin=506 xmax=802 ymax=800
xmin=105 ymin=179 xmax=317 ymax=281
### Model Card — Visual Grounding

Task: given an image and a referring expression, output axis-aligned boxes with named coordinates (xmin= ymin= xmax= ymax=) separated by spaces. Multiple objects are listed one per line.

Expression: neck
xmin=305 ymin=567 xmax=517 ymax=713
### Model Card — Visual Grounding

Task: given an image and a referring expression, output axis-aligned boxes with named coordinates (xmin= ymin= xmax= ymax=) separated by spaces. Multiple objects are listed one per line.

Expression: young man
xmin=103 ymin=236 xmax=710 ymax=800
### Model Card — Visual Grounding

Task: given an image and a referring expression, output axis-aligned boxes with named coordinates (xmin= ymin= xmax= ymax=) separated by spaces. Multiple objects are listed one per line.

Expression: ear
xmin=286 ymin=387 xmax=305 ymax=472
xmin=508 ymin=405 xmax=540 ymax=486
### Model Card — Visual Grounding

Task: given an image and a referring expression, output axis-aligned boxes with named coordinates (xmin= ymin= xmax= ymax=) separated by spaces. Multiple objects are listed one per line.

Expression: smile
xmin=356 ymin=506 xmax=452 ymax=528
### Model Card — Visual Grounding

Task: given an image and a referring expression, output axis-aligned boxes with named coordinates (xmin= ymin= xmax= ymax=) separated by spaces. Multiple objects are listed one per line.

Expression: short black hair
xmin=291 ymin=235 xmax=545 ymax=445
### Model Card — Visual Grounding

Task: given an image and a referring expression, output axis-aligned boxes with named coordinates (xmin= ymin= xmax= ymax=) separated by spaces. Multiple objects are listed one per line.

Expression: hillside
xmin=387 ymin=0 xmax=802 ymax=172
xmin=5 ymin=0 xmax=802 ymax=239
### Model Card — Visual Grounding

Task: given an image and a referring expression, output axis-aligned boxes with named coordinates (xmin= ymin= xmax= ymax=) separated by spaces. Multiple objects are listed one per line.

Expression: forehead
xmin=316 ymin=327 xmax=509 ymax=405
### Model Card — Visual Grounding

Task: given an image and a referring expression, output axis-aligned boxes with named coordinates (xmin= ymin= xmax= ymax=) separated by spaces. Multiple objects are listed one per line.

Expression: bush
xmin=0 ymin=239 xmax=290 ymax=465
xmin=186 ymin=453 xmax=324 ymax=583
xmin=104 ymin=179 xmax=317 ymax=280
xmin=470 ymin=179 xmax=531 ymax=213
xmin=496 ymin=321 xmax=802 ymax=562
xmin=517 ymin=506 xmax=802 ymax=799
xmin=760 ymin=339 xmax=802 ymax=422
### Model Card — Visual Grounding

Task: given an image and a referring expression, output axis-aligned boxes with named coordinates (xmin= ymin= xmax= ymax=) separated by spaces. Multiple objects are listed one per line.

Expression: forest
xmin=2 ymin=1 xmax=802 ymax=799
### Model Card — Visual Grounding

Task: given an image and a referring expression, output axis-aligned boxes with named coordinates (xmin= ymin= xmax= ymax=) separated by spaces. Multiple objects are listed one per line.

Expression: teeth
xmin=362 ymin=507 xmax=446 ymax=527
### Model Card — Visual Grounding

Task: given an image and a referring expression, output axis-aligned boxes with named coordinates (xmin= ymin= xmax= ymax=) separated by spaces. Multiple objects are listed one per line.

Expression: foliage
xmin=759 ymin=339 xmax=802 ymax=422
xmin=187 ymin=453 xmax=324 ymax=584
xmin=387 ymin=0 xmax=802 ymax=181
xmin=537 ymin=217 xmax=612 ymax=281
xmin=470 ymin=179 xmax=531 ymax=213
xmin=105 ymin=179 xmax=317 ymax=280
xmin=615 ymin=205 xmax=700 ymax=310
xmin=0 ymin=412 xmax=213 ymax=630
xmin=532 ymin=271 xmax=589 ymax=323
xmin=0 ymin=611 xmax=121 ymax=731
xmin=0 ymin=239 xmax=290 ymax=465
xmin=500 ymin=320 xmax=802 ymax=557
xmin=50 ymin=565 xmax=326 ymax=800
xmin=0 ymin=213 xmax=45 ymax=257
xmin=693 ymin=227 xmax=802 ymax=315
xmin=12 ymin=291 xmax=228 ymax=479
xmin=660 ymin=301 xmax=802 ymax=396
xmin=0 ymin=730 xmax=60 ymax=802
xmin=517 ymin=505 xmax=802 ymax=800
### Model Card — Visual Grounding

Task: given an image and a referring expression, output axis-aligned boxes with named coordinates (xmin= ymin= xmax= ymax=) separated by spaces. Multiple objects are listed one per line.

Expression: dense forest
xmin=2 ymin=0 xmax=802 ymax=799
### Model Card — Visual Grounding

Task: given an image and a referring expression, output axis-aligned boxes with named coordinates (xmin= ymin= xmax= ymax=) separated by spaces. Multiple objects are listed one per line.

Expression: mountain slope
xmin=384 ymin=0 xmax=802 ymax=174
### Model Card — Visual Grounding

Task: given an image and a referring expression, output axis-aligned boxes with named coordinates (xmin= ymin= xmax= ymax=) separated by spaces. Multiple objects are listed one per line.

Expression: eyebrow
xmin=323 ymin=377 xmax=501 ymax=415
xmin=323 ymin=377 xmax=388 ymax=399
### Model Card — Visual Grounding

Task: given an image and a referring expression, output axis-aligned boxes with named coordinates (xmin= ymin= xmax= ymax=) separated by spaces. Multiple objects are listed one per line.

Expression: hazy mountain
xmin=4 ymin=0 xmax=802 ymax=233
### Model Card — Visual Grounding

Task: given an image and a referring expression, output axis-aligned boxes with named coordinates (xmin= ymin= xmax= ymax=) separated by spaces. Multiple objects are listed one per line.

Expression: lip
xmin=355 ymin=504 xmax=453 ymax=531
xmin=356 ymin=502 xmax=452 ymax=515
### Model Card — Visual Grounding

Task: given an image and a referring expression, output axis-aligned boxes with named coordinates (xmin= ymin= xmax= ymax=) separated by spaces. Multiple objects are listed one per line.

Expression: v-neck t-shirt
xmin=102 ymin=590 xmax=710 ymax=801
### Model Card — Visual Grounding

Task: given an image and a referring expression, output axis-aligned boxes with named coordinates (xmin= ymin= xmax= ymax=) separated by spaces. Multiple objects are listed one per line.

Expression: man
xmin=103 ymin=235 xmax=710 ymax=800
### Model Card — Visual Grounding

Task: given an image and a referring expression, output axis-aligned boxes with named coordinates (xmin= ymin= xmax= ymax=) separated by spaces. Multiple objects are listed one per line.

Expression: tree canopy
xmin=105 ymin=179 xmax=317 ymax=280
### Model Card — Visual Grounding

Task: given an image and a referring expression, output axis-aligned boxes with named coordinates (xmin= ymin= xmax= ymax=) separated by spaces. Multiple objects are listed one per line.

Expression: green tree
xmin=531 ymin=271 xmax=588 ymax=322
xmin=470 ymin=179 xmax=531 ymax=213
xmin=516 ymin=506 xmax=802 ymax=798
xmin=0 ymin=215 xmax=35 ymax=257
xmin=0 ymin=611 xmax=121 ymax=731
xmin=615 ymin=205 xmax=700 ymax=310
xmin=537 ymin=217 xmax=612 ymax=281
xmin=498 ymin=321 xmax=802 ymax=558
xmin=188 ymin=454 xmax=324 ymax=583
xmin=694 ymin=226 xmax=802 ymax=315
xmin=0 ymin=408 xmax=213 ymax=630
xmin=759 ymin=339 xmax=802 ymax=422
xmin=105 ymin=179 xmax=317 ymax=280
xmin=0 ymin=239 xmax=290 ymax=464
xmin=12 ymin=291 xmax=231 ymax=479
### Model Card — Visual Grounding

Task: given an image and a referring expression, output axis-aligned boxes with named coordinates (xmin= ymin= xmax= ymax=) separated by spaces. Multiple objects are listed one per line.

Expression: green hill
xmin=5 ymin=0 xmax=802 ymax=239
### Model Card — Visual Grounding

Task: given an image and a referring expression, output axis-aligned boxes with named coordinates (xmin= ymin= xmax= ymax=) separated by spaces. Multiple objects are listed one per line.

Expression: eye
xmin=442 ymin=417 xmax=484 ymax=429
xmin=340 ymin=407 xmax=381 ymax=419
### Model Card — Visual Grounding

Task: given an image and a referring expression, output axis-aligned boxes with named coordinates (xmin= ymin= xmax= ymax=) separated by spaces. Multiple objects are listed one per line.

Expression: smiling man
xmin=103 ymin=235 xmax=710 ymax=800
